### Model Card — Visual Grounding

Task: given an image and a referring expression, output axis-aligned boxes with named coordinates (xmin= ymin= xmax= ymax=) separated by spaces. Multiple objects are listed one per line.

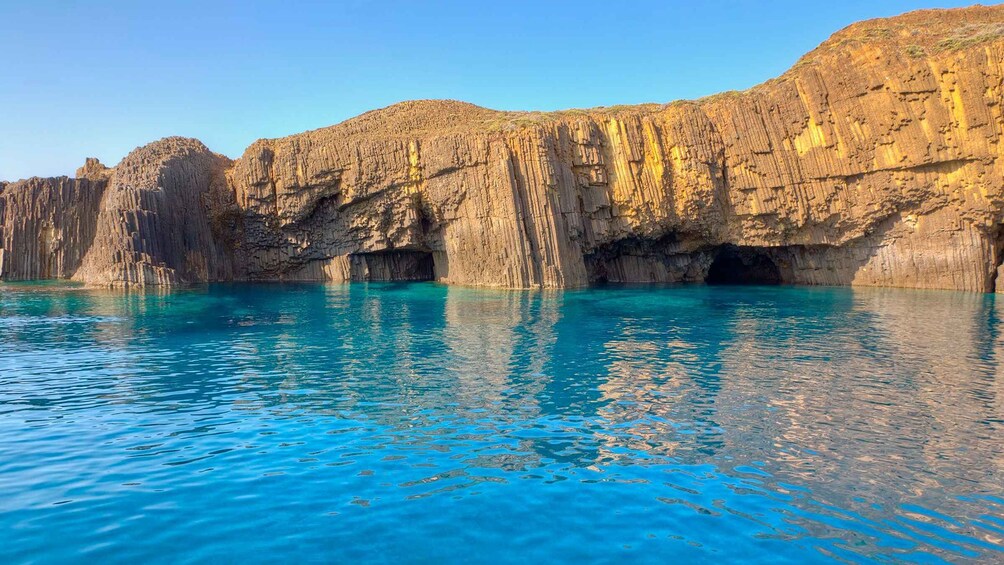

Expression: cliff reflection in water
xmin=0 ymin=282 xmax=1002 ymax=561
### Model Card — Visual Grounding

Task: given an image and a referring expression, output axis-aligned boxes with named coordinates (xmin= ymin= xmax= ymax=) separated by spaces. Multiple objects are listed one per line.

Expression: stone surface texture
xmin=2 ymin=6 xmax=1003 ymax=290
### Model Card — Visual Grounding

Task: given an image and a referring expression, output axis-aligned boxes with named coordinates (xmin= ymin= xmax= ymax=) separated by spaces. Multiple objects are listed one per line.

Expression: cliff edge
xmin=3 ymin=5 xmax=1004 ymax=291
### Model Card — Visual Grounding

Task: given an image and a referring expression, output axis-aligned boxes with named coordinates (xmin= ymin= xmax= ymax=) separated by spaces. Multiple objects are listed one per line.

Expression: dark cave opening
xmin=705 ymin=245 xmax=782 ymax=286
xmin=583 ymin=235 xmax=797 ymax=286
xmin=349 ymin=250 xmax=434 ymax=282
xmin=583 ymin=233 xmax=703 ymax=285
xmin=992 ymin=224 xmax=1004 ymax=292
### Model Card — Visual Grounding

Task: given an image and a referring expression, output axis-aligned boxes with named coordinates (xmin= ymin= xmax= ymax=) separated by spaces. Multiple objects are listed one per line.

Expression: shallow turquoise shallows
xmin=1 ymin=282 xmax=1003 ymax=564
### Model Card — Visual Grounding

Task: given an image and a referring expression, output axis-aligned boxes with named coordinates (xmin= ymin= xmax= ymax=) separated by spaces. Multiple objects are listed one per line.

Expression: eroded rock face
xmin=2 ymin=5 xmax=1003 ymax=290
xmin=71 ymin=138 xmax=236 ymax=286
xmin=0 ymin=177 xmax=104 ymax=280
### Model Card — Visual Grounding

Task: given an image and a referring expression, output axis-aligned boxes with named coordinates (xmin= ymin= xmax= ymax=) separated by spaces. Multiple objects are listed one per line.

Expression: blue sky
xmin=0 ymin=0 xmax=978 ymax=180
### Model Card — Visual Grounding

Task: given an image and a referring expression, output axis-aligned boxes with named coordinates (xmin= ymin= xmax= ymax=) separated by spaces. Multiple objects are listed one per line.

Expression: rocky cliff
xmin=2 ymin=5 xmax=1003 ymax=291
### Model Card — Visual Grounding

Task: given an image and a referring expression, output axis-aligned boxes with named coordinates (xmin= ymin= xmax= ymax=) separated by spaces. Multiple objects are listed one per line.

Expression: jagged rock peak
xmin=76 ymin=157 xmax=111 ymax=181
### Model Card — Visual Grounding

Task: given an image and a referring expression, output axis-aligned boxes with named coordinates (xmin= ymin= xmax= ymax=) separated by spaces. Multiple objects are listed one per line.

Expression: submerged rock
xmin=3 ymin=5 xmax=1004 ymax=291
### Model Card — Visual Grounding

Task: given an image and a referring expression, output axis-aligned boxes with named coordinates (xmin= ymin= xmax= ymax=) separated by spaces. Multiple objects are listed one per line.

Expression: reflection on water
xmin=1 ymin=282 xmax=1002 ymax=563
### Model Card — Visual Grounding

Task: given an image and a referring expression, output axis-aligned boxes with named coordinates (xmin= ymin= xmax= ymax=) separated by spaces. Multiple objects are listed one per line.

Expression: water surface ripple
xmin=1 ymin=282 xmax=1002 ymax=563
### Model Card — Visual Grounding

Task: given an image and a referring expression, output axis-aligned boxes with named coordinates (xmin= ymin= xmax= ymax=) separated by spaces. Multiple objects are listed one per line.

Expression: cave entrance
xmin=348 ymin=250 xmax=434 ymax=282
xmin=705 ymin=245 xmax=781 ymax=285
xmin=992 ymin=224 xmax=1004 ymax=292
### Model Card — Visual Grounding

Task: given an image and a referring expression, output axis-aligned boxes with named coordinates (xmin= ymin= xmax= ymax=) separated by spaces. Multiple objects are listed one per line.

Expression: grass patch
xmin=863 ymin=27 xmax=894 ymax=39
xmin=935 ymin=22 xmax=1004 ymax=51
xmin=700 ymin=90 xmax=742 ymax=104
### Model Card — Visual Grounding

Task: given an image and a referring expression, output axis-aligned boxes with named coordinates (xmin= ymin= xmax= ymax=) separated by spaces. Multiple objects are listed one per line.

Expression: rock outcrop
xmin=72 ymin=138 xmax=236 ymax=286
xmin=0 ymin=176 xmax=104 ymax=280
xmin=2 ymin=5 xmax=1003 ymax=291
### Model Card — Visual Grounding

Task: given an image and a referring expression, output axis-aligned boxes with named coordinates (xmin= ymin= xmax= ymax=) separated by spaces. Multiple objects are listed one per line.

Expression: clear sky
xmin=0 ymin=0 xmax=980 ymax=181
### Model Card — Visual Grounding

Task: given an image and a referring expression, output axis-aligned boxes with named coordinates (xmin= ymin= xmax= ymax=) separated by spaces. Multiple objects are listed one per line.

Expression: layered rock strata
xmin=2 ymin=5 xmax=1003 ymax=291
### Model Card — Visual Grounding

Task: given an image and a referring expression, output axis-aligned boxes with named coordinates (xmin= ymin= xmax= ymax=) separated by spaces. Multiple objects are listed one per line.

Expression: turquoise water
xmin=1 ymin=282 xmax=1003 ymax=564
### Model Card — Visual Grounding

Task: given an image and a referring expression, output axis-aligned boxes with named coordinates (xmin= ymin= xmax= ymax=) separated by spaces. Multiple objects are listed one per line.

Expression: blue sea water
xmin=1 ymin=282 xmax=1002 ymax=564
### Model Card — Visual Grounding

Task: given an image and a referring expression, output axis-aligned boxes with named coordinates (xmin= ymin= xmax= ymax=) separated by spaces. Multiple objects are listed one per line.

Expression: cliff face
xmin=2 ymin=5 xmax=1003 ymax=291
xmin=0 ymin=177 xmax=104 ymax=280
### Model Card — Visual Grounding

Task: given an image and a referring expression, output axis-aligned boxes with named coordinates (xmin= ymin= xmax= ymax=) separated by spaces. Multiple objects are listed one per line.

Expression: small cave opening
xmin=705 ymin=245 xmax=782 ymax=286
xmin=349 ymin=250 xmax=434 ymax=282
xmin=992 ymin=224 xmax=1004 ymax=293
xmin=583 ymin=233 xmax=710 ymax=285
